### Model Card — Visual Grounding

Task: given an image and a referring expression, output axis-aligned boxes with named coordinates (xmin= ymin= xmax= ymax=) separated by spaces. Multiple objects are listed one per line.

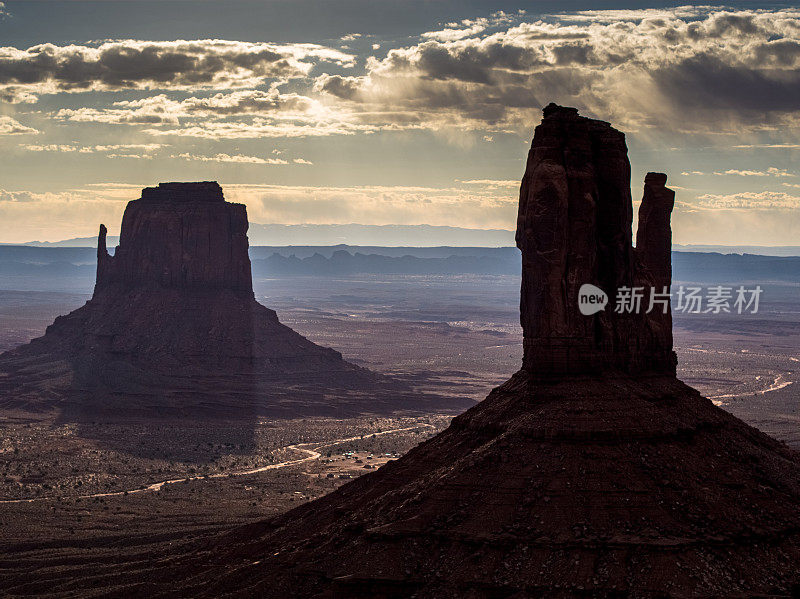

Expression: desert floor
xmin=1 ymin=274 xmax=797 ymax=595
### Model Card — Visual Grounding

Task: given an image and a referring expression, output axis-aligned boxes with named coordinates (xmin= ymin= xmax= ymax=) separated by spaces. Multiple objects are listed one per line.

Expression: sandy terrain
xmin=0 ymin=274 xmax=797 ymax=596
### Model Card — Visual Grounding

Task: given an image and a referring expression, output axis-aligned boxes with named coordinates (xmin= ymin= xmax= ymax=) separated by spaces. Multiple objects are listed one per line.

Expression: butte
xmin=0 ymin=182 xmax=454 ymax=418
xmin=133 ymin=106 xmax=800 ymax=597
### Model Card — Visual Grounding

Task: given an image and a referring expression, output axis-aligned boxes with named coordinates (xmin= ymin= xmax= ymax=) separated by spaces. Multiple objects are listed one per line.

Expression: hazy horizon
xmin=5 ymin=223 xmax=800 ymax=253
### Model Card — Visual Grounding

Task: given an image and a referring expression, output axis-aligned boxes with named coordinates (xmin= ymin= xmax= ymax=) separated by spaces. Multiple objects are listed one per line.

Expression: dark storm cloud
xmin=308 ymin=8 xmax=800 ymax=134
xmin=751 ymin=40 xmax=800 ymax=68
xmin=0 ymin=40 xmax=353 ymax=97
xmin=313 ymin=74 xmax=361 ymax=100
xmin=654 ymin=56 xmax=800 ymax=113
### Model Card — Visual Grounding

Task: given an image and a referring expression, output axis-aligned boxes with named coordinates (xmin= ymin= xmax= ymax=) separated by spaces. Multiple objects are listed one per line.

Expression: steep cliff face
xmin=0 ymin=182 xmax=455 ymax=417
xmin=635 ymin=171 xmax=677 ymax=376
xmin=95 ymin=183 xmax=252 ymax=294
xmin=131 ymin=107 xmax=800 ymax=598
xmin=516 ymin=103 xmax=675 ymax=377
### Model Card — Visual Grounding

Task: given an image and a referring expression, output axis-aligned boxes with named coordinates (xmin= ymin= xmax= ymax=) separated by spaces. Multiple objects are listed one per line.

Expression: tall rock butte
xmin=120 ymin=106 xmax=800 ymax=597
xmin=0 ymin=182 xmax=452 ymax=417
xmin=517 ymin=104 xmax=675 ymax=376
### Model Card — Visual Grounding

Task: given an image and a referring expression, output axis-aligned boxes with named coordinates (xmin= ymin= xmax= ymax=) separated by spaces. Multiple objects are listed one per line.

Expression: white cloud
xmin=145 ymin=118 xmax=381 ymax=139
xmin=422 ymin=19 xmax=491 ymax=42
xmin=0 ymin=115 xmax=38 ymax=135
xmin=712 ymin=167 xmax=796 ymax=177
xmin=733 ymin=143 xmax=800 ymax=149
xmin=0 ymin=182 xmax=517 ymax=242
xmin=24 ymin=143 xmax=163 ymax=153
xmin=54 ymin=87 xmax=378 ymax=138
xmin=551 ymin=7 xmax=712 ymax=22
xmin=172 ymin=152 xmax=293 ymax=165
xmin=459 ymin=179 xmax=519 ymax=188
xmin=0 ymin=187 xmax=132 ymax=242
xmin=695 ymin=191 xmax=800 ymax=209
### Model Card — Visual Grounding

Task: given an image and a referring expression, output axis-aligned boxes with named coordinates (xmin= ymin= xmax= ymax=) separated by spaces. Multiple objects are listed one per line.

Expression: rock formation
xmin=517 ymin=104 xmax=675 ymax=377
xmin=95 ymin=182 xmax=253 ymax=294
xmin=0 ymin=182 xmax=451 ymax=417
xmin=119 ymin=107 xmax=800 ymax=596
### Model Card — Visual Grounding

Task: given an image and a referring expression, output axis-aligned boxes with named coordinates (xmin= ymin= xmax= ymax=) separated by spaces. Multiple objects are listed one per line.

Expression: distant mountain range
xmin=7 ymin=223 xmax=516 ymax=249
xmin=672 ymin=244 xmax=800 ymax=257
xmin=1 ymin=244 xmax=798 ymax=293
xmin=7 ymin=224 xmax=800 ymax=256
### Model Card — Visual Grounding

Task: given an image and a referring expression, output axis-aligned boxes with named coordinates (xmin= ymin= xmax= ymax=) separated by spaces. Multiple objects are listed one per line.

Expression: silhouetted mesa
xmin=0 ymin=182 xmax=451 ymax=418
xmin=151 ymin=108 xmax=800 ymax=597
xmin=517 ymin=104 xmax=675 ymax=377
xmin=96 ymin=182 xmax=252 ymax=294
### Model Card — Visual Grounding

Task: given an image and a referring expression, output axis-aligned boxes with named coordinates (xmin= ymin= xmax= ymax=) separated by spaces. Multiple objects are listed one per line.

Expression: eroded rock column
xmin=516 ymin=104 xmax=676 ymax=377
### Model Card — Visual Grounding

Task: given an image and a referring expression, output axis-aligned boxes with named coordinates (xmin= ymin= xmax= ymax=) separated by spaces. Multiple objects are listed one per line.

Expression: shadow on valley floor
xmin=38 ymin=370 xmax=474 ymax=463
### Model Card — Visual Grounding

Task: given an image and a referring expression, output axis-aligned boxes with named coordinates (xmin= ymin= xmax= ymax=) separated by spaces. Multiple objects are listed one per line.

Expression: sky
xmin=1 ymin=0 xmax=799 ymax=245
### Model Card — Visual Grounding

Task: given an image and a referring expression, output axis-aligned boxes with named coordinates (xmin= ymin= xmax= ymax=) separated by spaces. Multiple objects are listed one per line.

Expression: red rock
xmin=0 ymin=182 xmax=452 ymax=417
xmin=96 ymin=182 xmax=252 ymax=293
xmin=517 ymin=104 xmax=675 ymax=377
xmin=132 ymin=107 xmax=800 ymax=597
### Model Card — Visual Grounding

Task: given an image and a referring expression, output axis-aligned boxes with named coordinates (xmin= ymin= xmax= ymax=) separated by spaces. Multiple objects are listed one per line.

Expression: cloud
xmin=20 ymin=7 xmax=800 ymax=143
xmin=145 ymin=118 xmax=380 ymax=139
xmin=57 ymin=88 xmax=325 ymax=124
xmin=0 ymin=115 xmax=38 ymax=135
xmin=422 ymin=19 xmax=492 ymax=42
xmin=711 ymin=167 xmax=796 ymax=177
xmin=0 ymin=186 xmax=133 ymax=242
xmin=24 ymin=143 xmax=163 ymax=153
xmin=222 ymin=183 xmax=517 ymax=229
xmin=54 ymin=87 xmax=380 ymax=138
xmin=0 ymin=182 xmax=516 ymax=243
xmin=421 ymin=13 xmax=518 ymax=42
xmin=0 ymin=88 xmax=37 ymax=103
xmin=173 ymin=152 xmax=305 ymax=165
xmin=0 ymin=190 xmax=40 ymax=203
xmin=459 ymin=179 xmax=519 ymax=189
xmin=733 ymin=143 xmax=800 ymax=149
xmin=309 ymin=8 xmax=800 ymax=135
xmin=551 ymin=7 xmax=712 ymax=23
xmin=695 ymin=191 xmax=800 ymax=209
xmin=0 ymin=40 xmax=354 ymax=99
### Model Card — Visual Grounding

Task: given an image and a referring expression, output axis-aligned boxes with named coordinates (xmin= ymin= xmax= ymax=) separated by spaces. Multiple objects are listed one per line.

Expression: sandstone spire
xmin=517 ymin=103 xmax=676 ymax=377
